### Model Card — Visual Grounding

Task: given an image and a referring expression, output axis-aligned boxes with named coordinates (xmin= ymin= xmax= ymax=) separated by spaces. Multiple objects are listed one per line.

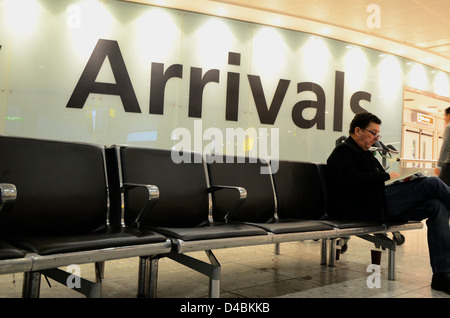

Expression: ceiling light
xmin=321 ymin=28 xmax=330 ymax=36
xmin=216 ymin=7 xmax=226 ymax=16
xmin=272 ymin=17 xmax=282 ymax=26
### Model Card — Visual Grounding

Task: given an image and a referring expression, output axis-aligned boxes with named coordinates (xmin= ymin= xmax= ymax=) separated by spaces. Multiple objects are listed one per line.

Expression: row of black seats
xmin=0 ymin=135 xmax=422 ymax=297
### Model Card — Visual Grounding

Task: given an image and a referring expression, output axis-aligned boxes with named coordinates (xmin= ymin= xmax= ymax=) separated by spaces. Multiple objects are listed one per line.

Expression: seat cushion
xmin=148 ymin=222 xmax=268 ymax=242
xmin=119 ymin=147 xmax=210 ymax=228
xmin=322 ymin=219 xmax=383 ymax=229
xmin=0 ymin=136 xmax=109 ymax=235
xmin=4 ymin=227 xmax=167 ymax=255
xmin=207 ymin=157 xmax=276 ymax=223
xmin=273 ymin=161 xmax=327 ymax=220
xmin=0 ymin=241 xmax=25 ymax=260
xmin=243 ymin=219 xmax=334 ymax=234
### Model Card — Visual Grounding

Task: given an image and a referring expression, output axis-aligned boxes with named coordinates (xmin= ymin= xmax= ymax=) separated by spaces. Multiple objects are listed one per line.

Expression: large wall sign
xmin=0 ymin=0 xmax=448 ymax=163
xmin=66 ymin=39 xmax=370 ymax=131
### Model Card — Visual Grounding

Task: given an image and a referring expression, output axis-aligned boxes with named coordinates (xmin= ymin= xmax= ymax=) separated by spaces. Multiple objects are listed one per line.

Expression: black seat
xmin=271 ymin=160 xmax=336 ymax=231
xmin=115 ymin=147 xmax=267 ymax=241
xmin=0 ymin=183 xmax=25 ymax=260
xmin=206 ymin=156 xmax=333 ymax=234
xmin=0 ymin=241 xmax=25 ymax=260
xmin=0 ymin=136 xmax=167 ymax=256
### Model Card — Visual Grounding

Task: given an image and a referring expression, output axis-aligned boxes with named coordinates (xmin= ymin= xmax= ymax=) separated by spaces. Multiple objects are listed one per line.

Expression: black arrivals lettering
xmin=66 ymin=39 xmax=371 ymax=132
xmin=66 ymin=39 xmax=141 ymax=113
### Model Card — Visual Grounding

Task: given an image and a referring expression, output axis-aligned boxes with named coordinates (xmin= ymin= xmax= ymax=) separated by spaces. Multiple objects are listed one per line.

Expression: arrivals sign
xmin=66 ymin=39 xmax=372 ymax=133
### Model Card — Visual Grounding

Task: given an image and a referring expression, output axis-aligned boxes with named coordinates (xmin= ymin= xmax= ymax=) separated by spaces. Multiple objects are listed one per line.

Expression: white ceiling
xmin=404 ymin=89 xmax=450 ymax=117
xmin=123 ymin=0 xmax=450 ymax=116
xmin=213 ymin=0 xmax=450 ymax=63
xmin=125 ymin=0 xmax=450 ymax=72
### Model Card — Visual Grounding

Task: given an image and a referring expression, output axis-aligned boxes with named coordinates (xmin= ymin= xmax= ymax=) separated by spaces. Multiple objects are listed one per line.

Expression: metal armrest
xmin=0 ymin=183 xmax=17 ymax=214
xmin=207 ymin=185 xmax=247 ymax=222
xmin=121 ymin=183 xmax=159 ymax=229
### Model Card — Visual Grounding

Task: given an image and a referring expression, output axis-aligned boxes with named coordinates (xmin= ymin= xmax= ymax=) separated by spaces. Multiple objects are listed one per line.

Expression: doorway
xmin=401 ymin=87 xmax=450 ymax=175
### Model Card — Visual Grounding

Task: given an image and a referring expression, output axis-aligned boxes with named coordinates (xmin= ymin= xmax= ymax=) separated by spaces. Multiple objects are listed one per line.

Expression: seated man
xmin=327 ymin=112 xmax=450 ymax=294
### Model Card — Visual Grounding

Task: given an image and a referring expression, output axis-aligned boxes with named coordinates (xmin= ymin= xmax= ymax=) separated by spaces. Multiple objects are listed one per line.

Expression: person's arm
xmin=437 ymin=125 xmax=450 ymax=175
xmin=329 ymin=145 xmax=390 ymax=186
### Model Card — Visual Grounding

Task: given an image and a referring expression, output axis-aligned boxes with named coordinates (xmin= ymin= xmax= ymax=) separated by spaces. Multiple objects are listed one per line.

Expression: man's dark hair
xmin=349 ymin=112 xmax=382 ymax=134
xmin=445 ymin=107 xmax=450 ymax=115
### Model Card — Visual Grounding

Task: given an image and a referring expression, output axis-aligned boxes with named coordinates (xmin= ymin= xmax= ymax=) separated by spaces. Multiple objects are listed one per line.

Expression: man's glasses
xmin=363 ymin=128 xmax=381 ymax=139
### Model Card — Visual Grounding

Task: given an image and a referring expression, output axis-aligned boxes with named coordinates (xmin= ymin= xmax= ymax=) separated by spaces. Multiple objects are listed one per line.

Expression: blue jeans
xmin=385 ymin=177 xmax=450 ymax=273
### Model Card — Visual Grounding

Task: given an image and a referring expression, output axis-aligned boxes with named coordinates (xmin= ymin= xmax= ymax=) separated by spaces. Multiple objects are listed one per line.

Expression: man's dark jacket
xmin=326 ymin=136 xmax=390 ymax=222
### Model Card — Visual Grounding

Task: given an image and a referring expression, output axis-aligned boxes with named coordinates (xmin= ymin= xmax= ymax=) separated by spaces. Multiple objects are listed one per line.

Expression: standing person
xmin=327 ymin=112 xmax=450 ymax=294
xmin=435 ymin=107 xmax=450 ymax=186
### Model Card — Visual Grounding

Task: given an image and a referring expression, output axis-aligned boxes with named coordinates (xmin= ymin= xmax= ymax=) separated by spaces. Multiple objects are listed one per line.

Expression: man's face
xmin=353 ymin=122 xmax=381 ymax=151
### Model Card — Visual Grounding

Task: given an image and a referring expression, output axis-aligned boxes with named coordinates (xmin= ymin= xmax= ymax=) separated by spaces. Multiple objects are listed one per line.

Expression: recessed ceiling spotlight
xmin=272 ymin=17 xmax=282 ymax=26
xmin=321 ymin=28 xmax=330 ymax=35
xmin=217 ymin=7 xmax=226 ymax=16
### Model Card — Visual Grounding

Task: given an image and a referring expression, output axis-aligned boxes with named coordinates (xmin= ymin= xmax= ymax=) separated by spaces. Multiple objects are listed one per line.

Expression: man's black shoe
xmin=431 ymin=273 xmax=450 ymax=294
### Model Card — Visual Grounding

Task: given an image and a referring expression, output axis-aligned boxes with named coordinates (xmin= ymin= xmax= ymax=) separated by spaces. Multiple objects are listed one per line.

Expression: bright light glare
xmin=344 ymin=47 xmax=368 ymax=88
xmin=216 ymin=7 xmax=226 ymax=16
xmin=301 ymin=37 xmax=330 ymax=81
xmin=408 ymin=63 xmax=428 ymax=91
xmin=69 ymin=0 xmax=115 ymax=56
xmin=134 ymin=9 xmax=180 ymax=62
xmin=252 ymin=27 xmax=286 ymax=77
xmin=4 ymin=0 xmax=40 ymax=37
xmin=195 ymin=19 xmax=234 ymax=68
xmin=378 ymin=55 xmax=402 ymax=96
xmin=433 ymin=71 xmax=450 ymax=97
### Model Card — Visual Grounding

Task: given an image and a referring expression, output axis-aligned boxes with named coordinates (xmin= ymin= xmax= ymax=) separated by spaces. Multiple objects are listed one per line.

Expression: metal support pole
xmin=388 ymin=248 xmax=396 ymax=281
xmin=22 ymin=271 xmax=41 ymax=298
xmin=321 ymin=239 xmax=327 ymax=265
xmin=148 ymin=256 xmax=159 ymax=298
xmin=328 ymin=238 xmax=336 ymax=267
xmin=137 ymin=256 xmax=148 ymax=297
xmin=274 ymin=243 xmax=280 ymax=255
xmin=206 ymin=250 xmax=221 ymax=298
xmin=95 ymin=261 xmax=104 ymax=283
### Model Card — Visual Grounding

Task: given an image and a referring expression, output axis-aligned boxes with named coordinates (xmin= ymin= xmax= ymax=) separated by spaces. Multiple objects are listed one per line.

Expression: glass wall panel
xmin=0 ymin=0 xmax=448 ymax=167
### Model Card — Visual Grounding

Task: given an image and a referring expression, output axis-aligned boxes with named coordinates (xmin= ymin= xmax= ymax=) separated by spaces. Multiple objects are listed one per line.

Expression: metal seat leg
xmin=137 ymin=256 xmax=149 ymax=297
xmin=328 ymin=238 xmax=336 ymax=267
xmin=321 ymin=238 xmax=327 ymax=265
xmin=148 ymin=256 xmax=159 ymax=298
xmin=22 ymin=271 xmax=41 ymax=298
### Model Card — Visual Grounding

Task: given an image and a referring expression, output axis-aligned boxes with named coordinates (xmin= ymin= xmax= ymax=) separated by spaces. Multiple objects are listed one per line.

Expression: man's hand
xmin=434 ymin=167 xmax=441 ymax=176
xmin=389 ymin=171 xmax=400 ymax=179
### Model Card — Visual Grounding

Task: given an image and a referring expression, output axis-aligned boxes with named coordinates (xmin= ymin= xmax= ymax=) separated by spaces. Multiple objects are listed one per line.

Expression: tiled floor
xmin=0 ymin=222 xmax=449 ymax=299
